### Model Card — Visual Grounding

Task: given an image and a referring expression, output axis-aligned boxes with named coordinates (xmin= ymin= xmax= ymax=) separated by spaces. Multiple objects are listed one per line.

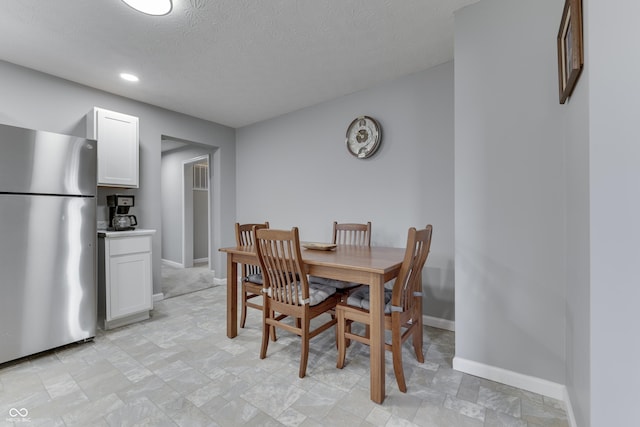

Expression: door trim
xmin=181 ymin=154 xmax=210 ymax=268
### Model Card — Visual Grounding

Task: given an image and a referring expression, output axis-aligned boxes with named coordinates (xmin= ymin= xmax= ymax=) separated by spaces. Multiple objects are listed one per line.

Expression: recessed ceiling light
xmin=121 ymin=0 xmax=172 ymax=16
xmin=120 ymin=73 xmax=139 ymax=82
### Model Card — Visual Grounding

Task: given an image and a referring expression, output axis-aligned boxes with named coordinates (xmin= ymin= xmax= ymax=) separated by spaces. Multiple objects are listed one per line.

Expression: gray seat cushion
xmin=346 ymin=287 xmax=393 ymax=314
xmin=308 ymin=275 xmax=362 ymax=290
xmin=263 ymin=282 xmax=336 ymax=306
xmin=244 ymin=273 xmax=263 ymax=285
xmin=250 ymin=273 xmax=300 ymax=285
xmin=307 ymin=283 xmax=337 ymax=305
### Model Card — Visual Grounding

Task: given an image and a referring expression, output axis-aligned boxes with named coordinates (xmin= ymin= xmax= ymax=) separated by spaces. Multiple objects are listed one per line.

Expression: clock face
xmin=346 ymin=116 xmax=381 ymax=159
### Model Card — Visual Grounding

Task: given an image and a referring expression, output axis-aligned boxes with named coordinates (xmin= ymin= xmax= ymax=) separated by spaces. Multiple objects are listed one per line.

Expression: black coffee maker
xmin=107 ymin=194 xmax=138 ymax=231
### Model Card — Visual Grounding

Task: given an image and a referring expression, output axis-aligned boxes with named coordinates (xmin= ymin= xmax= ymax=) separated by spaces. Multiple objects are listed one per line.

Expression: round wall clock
xmin=345 ymin=116 xmax=382 ymax=159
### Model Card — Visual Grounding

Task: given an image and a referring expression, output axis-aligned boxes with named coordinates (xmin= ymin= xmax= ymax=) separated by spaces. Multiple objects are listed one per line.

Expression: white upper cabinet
xmin=87 ymin=107 xmax=139 ymax=188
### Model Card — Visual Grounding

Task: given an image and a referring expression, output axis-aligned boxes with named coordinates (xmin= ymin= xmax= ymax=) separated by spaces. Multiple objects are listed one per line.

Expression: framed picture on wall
xmin=557 ymin=0 xmax=584 ymax=104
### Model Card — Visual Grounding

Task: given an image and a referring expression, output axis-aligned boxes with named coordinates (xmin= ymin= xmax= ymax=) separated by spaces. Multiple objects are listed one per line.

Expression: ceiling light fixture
xmin=120 ymin=73 xmax=139 ymax=82
xmin=121 ymin=0 xmax=172 ymax=16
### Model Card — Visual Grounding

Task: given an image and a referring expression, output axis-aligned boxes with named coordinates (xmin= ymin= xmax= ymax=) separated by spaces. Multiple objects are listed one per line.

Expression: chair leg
xmin=413 ymin=316 xmax=424 ymax=363
xmin=391 ymin=317 xmax=407 ymax=393
xmin=240 ymin=290 xmax=248 ymax=328
xmin=299 ymin=317 xmax=310 ymax=378
xmin=336 ymin=309 xmax=346 ymax=369
xmin=260 ymin=306 xmax=270 ymax=360
xmin=413 ymin=298 xmax=424 ymax=363
xmin=334 ymin=313 xmax=339 ymax=350
xmin=269 ymin=310 xmax=277 ymax=341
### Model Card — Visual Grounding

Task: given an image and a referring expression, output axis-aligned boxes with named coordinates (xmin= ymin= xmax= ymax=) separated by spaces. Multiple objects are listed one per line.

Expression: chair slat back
xmin=391 ymin=225 xmax=433 ymax=313
xmin=235 ymin=222 xmax=269 ymax=277
xmin=254 ymin=227 xmax=309 ymax=306
xmin=332 ymin=221 xmax=371 ymax=246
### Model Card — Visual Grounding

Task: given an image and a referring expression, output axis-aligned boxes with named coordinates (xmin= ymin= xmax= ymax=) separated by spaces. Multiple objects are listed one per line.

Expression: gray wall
xmin=563 ymin=2 xmax=590 ymax=426
xmin=236 ymin=62 xmax=455 ymax=321
xmin=0 ymin=60 xmax=236 ymax=293
xmin=454 ymin=0 xmax=565 ymax=385
xmin=588 ymin=0 xmax=640 ymax=425
xmin=456 ymin=0 xmax=640 ymax=425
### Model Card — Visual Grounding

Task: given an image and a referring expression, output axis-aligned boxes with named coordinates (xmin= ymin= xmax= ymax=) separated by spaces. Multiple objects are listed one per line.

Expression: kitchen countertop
xmin=98 ymin=229 xmax=156 ymax=238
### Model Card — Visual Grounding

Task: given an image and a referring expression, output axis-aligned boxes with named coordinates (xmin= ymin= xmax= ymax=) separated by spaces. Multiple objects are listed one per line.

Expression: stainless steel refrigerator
xmin=0 ymin=123 xmax=97 ymax=365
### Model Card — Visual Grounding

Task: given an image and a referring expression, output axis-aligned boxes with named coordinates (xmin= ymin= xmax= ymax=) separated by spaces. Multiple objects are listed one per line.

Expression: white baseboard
xmin=162 ymin=258 xmax=184 ymax=269
xmin=452 ymin=357 xmax=566 ymax=401
xmin=563 ymin=387 xmax=578 ymax=427
xmin=153 ymin=293 xmax=164 ymax=302
xmin=194 ymin=257 xmax=208 ymax=264
xmin=423 ymin=314 xmax=455 ymax=331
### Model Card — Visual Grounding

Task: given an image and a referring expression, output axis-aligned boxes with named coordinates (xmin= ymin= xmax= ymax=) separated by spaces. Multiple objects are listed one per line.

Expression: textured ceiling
xmin=0 ymin=0 xmax=479 ymax=128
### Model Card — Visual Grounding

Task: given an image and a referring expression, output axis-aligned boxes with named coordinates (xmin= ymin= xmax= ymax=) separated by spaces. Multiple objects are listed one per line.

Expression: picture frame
xmin=557 ymin=0 xmax=584 ymax=104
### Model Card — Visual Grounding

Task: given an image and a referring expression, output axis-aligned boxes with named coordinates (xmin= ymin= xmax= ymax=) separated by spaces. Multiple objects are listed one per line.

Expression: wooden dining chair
xmin=332 ymin=221 xmax=371 ymax=246
xmin=309 ymin=221 xmax=372 ymax=293
xmin=336 ymin=225 xmax=433 ymax=393
xmin=253 ymin=227 xmax=340 ymax=378
xmin=235 ymin=222 xmax=274 ymax=339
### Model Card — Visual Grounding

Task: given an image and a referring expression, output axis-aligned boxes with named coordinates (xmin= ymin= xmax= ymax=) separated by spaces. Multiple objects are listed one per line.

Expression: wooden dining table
xmin=219 ymin=243 xmax=406 ymax=404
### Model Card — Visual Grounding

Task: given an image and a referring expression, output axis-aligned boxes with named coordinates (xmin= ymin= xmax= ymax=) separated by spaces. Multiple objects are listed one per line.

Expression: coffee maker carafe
xmin=107 ymin=194 xmax=138 ymax=231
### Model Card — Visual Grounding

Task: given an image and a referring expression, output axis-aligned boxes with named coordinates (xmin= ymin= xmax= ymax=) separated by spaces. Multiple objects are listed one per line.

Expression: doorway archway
xmin=160 ymin=136 xmax=216 ymax=299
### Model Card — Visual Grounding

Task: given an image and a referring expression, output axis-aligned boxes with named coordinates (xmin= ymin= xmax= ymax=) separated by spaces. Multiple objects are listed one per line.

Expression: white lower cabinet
xmin=98 ymin=230 xmax=156 ymax=330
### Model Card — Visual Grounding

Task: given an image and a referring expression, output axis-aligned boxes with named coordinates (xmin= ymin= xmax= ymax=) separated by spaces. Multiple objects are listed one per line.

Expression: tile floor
xmin=161 ymin=261 xmax=214 ymax=299
xmin=0 ymin=285 xmax=569 ymax=426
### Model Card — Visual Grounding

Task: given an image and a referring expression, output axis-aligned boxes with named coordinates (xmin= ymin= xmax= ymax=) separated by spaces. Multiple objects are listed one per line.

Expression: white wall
xmin=236 ymin=63 xmax=455 ymax=321
xmin=0 ymin=60 xmax=236 ymax=292
xmin=454 ymin=0 xmax=566 ymax=389
xmin=588 ymin=0 xmax=640 ymax=425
